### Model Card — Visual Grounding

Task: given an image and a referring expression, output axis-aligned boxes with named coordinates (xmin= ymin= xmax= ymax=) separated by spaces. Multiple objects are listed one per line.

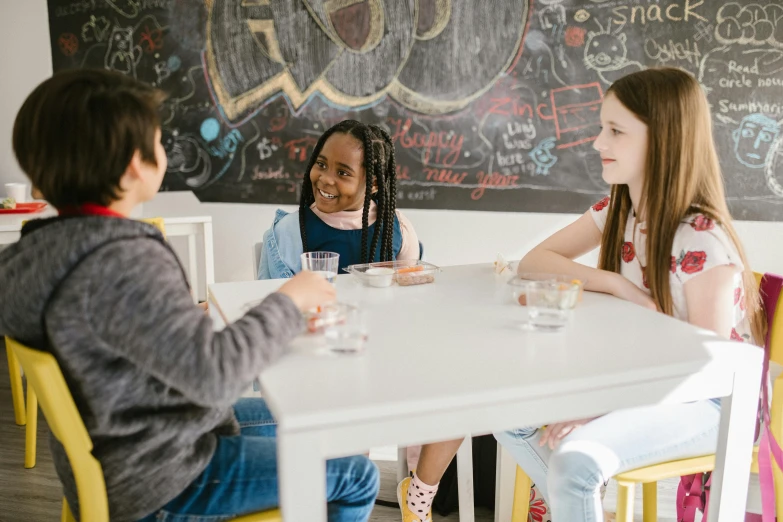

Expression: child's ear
xmin=372 ymin=178 xmax=378 ymax=194
xmin=121 ymin=150 xmax=147 ymax=189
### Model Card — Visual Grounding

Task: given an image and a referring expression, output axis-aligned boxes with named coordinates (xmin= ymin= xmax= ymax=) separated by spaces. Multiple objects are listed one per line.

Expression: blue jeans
xmin=494 ymin=401 xmax=720 ymax=522
xmin=138 ymin=398 xmax=379 ymax=522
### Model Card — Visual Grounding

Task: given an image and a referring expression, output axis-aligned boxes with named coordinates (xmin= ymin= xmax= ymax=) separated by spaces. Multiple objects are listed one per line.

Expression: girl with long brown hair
xmin=494 ymin=67 xmax=766 ymax=521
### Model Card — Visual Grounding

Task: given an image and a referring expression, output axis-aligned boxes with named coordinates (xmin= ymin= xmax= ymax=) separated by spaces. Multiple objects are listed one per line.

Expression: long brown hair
xmin=597 ymin=67 xmax=765 ymax=343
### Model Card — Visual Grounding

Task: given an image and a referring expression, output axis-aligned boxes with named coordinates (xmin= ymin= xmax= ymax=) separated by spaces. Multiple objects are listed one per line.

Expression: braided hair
xmin=298 ymin=120 xmax=398 ymax=263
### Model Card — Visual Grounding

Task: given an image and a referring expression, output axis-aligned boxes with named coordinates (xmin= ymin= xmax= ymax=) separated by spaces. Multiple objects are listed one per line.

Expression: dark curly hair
xmin=299 ymin=120 xmax=398 ymax=263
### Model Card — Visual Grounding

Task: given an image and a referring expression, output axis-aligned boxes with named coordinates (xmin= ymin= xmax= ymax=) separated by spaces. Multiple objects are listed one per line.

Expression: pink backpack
xmin=677 ymin=273 xmax=783 ymax=522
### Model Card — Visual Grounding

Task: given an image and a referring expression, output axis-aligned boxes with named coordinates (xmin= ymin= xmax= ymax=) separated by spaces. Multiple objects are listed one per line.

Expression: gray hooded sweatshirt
xmin=0 ymin=215 xmax=303 ymax=521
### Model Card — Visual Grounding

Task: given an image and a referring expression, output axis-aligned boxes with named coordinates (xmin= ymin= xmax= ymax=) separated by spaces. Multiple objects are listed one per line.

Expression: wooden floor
xmin=0 ymin=340 xmax=681 ymax=521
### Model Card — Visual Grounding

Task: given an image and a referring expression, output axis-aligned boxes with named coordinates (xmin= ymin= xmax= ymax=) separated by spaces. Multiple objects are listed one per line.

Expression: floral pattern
xmin=680 ymin=251 xmax=707 ymax=275
xmin=621 ymin=242 xmax=636 ymax=263
xmin=690 ymin=215 xmax=715 ymax=231
xmin=592 ymin=196 xmax=610 ymax=212
xmin=528 ymin=485 xmax=551 ymax=522
xmin=589 ymin=197 xmax=753 ymax=343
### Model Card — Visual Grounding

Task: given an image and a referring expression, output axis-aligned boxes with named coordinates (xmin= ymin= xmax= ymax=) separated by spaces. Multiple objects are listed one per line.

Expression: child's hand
xmin=610 ymin=272 xmax=657 ymax=311
xmin=539 ymin=417 xmax=598 ymax=449
xmin=278 ymin=272 xmax=337 ymax=312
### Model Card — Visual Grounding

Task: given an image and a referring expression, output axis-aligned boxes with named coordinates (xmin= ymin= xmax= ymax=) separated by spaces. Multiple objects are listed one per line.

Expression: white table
xmin=0 ymin=211 xmax=214 ymax=301
xmin=209 ymin=264 xmax=763 ymax=522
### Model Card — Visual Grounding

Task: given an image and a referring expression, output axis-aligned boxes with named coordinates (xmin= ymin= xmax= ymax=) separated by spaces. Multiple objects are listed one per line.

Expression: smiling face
xmin=593 ymin=93 xmax=648 ymax=188
xmin=310 ymin=132 xmax=371 ymax=213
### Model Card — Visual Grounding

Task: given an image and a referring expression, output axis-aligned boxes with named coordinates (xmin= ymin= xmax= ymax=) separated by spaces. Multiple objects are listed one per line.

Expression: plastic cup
xmin=5 ymin=183 xmax=28 ymax=203
xmin=301 ymin=252 xmax=339 ymax=284
xmin=524 ymin=281 xmax=580 ymax=331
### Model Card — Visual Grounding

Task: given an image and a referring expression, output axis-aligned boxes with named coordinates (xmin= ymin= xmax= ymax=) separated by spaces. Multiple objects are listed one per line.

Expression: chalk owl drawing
xmin=583 ymin=24 xmax=642 ymax=85
xmin=105 ymin=26 xmax=140 ymax=77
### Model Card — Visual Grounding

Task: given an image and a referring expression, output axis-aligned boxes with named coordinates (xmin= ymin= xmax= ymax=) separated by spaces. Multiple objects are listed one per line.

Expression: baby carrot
xmin=396 ymin=265 xmax=424 ymax=274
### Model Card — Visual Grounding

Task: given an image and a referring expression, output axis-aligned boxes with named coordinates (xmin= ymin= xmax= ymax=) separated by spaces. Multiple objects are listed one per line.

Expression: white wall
xmin=3 ymin=1 xmax=781 ymax=287
xmin=0 ymin=1 xmax=53 ymax=187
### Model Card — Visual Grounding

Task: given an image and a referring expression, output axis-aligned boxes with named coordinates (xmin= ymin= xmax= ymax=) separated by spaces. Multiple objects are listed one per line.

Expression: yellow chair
xmin=10 ymin=217 xmax=169 ymax=469
xmin=7 ymin=338 xmax=281 ymax=522
xmin=139 ymin=217 xmax=167 ymax=238
xmin=511 ymin=272 xmax=783 ymax=522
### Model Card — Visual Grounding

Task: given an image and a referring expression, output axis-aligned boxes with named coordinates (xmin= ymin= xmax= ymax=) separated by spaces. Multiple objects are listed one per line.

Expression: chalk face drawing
xmin=45 ymin=0 xmax=783 ymax=219
xmin=583 ymin=25 xmax=642 ymax=84
xmin=105 ymin=26 xmax=139 ymax=77
xmin=733 ymin=114 xmax=780 ymax=168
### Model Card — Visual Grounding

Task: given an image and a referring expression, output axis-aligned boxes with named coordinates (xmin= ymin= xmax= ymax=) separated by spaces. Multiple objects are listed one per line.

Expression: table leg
xmin=278 ymin=431 xmax=327 ymax=521
xmin=495 ymin=443 xmax=518 ymax=522
xmin=457 ymin=436 xmax=475 ymax=522
xmin=397 ymin=446 xmax=409 ymax=483
xmin=708 ymin=351 xmax=763 ymax=522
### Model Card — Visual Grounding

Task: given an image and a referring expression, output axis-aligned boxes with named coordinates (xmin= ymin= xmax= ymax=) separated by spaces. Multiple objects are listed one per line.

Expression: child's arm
xmin=519 ymin=211 xmax=654 ymax=308
xmin=683 ymin=265 xmax=737 ymax=339
xmin=395 ymin=210 xmax=421 ymax=260
xmin=519 ymin=211 xmax=616 ymax=293
xmin=84 ymin=238 xmax=330 ymax=407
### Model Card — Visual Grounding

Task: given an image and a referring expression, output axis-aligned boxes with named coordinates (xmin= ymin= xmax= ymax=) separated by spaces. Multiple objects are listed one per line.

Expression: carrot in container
xmin=396 ymin=265 xmax=424 ymax=274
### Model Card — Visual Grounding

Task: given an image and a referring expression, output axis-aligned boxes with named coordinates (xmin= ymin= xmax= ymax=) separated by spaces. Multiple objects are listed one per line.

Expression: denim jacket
xmin=257 ymin=209 xmax=302 ymax=280
xmin=258 ymin=208 xmax=420 ymax=280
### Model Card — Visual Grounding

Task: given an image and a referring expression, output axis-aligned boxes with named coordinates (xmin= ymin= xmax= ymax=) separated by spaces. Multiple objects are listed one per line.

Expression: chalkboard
xmin=46 ymin=0 xmax=783 ymax=220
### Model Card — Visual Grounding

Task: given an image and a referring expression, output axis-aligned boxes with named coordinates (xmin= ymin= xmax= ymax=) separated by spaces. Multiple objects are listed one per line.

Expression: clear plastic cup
xmin=324 ymin=307 xmax=368 ymax=355
xmin=524 ymin=281 xmax=580 ymax=331
xmin=301 ymin=252 xmax=339 ymax=284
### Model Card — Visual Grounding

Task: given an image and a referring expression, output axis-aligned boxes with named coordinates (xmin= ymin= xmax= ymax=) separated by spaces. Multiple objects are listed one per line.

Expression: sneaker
xmin=397 ymin=477 xmax=432 ymax=522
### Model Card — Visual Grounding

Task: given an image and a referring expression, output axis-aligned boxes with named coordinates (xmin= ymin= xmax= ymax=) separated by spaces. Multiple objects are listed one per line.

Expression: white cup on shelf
xmin=5 ymin=183 xmax=29 ymax=203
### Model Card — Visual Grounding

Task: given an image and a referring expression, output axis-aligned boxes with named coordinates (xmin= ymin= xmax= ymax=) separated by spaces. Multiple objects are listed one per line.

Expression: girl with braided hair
xmin=258 ymin=120 xmax=420 ymax=279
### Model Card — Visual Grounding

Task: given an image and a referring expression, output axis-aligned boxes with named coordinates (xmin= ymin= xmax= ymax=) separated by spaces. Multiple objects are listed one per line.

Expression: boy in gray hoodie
xmin=0 ymin=69 xmax=378 ymax=522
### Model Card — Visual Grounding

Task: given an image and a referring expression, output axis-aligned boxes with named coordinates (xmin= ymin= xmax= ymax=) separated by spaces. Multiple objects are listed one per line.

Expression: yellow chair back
xmin=6 ymin=338 xmax=109 ymax=521
xmin=7 ymin=337 xmax=282 ymax=522
xmin=139 ymin=217 xmax=166 ymax=238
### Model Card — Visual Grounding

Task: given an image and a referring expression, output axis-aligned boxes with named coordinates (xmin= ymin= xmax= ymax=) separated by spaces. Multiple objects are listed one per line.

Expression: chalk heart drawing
xmin=204 ymin=0 xmax=530 ymax=121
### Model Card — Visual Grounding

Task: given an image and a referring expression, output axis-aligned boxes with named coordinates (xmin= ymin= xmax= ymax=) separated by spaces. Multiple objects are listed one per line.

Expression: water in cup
xmin=301 ymin=252 xmax=340 ymax=285
xmin=310 ymin=270 xmax=338 ymax=284
xmin=324 ymin=308 xmax=368 ymax=355
xmin=524 ymin=281 xmax=579 ymax=331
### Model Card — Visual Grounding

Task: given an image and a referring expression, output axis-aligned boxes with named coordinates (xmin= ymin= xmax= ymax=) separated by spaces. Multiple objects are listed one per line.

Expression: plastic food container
xmin=304 ymin=302 xmax=356 ymax=335
xmin=345 ymin=260 xmax=441 ymax=287
xmin=507 ymin=273 xmax=586 ymax=306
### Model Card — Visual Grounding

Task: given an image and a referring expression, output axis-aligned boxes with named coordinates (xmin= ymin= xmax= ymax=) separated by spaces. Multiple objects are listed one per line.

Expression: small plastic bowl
xmin=364 ymin=267 xmax=395 ymax=287
xmin=508 ymin=273 xmax=586 ymax=306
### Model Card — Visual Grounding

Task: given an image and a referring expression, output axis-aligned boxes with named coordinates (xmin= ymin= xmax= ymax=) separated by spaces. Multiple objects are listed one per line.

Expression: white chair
xmin=253 ymin=242 xmax=263 ymax=280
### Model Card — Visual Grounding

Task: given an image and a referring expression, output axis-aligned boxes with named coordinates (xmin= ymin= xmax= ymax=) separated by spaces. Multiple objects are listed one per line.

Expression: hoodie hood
xmin=0 ymin=215 xmax=164 ymax=348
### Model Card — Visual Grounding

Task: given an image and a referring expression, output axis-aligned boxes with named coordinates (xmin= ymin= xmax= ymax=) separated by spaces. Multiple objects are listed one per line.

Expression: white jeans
xmin=494 ymin=401 xmax=720 ymax=522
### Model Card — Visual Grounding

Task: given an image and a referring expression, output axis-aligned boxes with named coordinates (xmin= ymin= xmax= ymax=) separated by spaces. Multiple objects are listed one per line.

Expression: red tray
xmin=0 ymin=202 xmax=48 ymax=214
